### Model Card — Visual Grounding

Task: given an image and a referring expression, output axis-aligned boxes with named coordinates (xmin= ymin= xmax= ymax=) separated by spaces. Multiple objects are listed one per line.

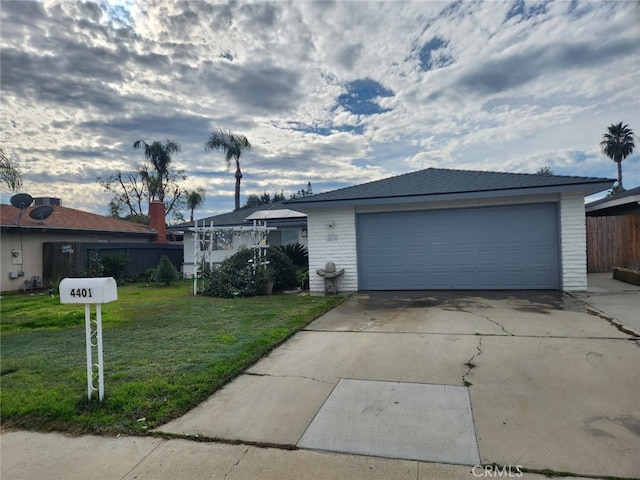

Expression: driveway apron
xmin=157 ymin=290 xmax=640 ymax=478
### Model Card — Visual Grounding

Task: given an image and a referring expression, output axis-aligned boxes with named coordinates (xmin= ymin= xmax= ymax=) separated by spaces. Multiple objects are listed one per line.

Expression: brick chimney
xmin=149 ymin=200 xmax=166 ymax=243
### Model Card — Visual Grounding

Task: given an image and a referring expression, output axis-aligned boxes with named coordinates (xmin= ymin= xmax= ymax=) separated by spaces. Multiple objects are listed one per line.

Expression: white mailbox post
xmin=60 ymin=277 xmax=117 ymax=402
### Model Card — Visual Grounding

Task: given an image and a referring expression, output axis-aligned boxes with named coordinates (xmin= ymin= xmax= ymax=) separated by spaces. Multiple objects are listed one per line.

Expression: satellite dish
xmin=10 ymin=193 xmax=33 ymax=209
xmin=29 ymin=205 xmax=54 ymax=224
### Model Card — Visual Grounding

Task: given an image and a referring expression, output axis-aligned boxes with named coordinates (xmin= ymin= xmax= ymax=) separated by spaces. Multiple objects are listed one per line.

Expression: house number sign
xmin=69 ymin=288 xmax=94 ymax=299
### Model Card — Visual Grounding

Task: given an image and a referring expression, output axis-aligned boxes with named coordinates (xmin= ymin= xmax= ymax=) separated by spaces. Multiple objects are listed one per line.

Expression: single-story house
xmin=170 ymin=202 xmax=307 ymax=278
xmin=285 ymin=168 xmax=614 ymax=294
xmin=0 ymin=197 xmax=161 ymax=292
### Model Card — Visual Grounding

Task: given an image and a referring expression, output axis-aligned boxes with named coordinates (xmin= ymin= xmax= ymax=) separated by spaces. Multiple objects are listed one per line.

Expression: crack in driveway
xmin=446 ymin=304 xmax=514 ymax=336
xmin=223 ymin=446 xmax=249 ymax=480
xmin=472 ymin=311 xmax=514 ymax=336
xmin=463 ymin=336 xmax=483 ymax=386
xmin=119 ymin=440 xmax=163 ymax=480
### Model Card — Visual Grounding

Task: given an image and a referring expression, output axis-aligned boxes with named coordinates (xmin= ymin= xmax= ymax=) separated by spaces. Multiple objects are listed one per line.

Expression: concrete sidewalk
xmin=2 ymin=278 xmax=639 ymax=480
xmin=1 ymin=430 xmax=571 ymax=480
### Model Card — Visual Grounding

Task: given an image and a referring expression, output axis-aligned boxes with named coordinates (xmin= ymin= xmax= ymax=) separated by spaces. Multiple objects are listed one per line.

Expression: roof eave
xmin=245 ymin=218 xmax=307 ymax=228
xmin=585 ymin=193 xmax=640 ymax=213
xmin=286 ymin=181 xmax=615 ymax=209
xmin=0 ymin=225 xmax=156 ymax=236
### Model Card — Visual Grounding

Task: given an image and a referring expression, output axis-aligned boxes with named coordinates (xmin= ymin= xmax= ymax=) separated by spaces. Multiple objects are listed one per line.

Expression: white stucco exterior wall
xmin=559 ymin=193 xmax=588 ymax=291
xmin=307 ymin=207 xmax=358 ymax=294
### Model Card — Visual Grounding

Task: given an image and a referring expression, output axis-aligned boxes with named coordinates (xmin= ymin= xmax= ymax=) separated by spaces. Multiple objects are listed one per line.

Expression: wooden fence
xmin=586 ymin=215 xmax=640 ymax=273
xmin=43 ymin=242 xmax=183 ymax=286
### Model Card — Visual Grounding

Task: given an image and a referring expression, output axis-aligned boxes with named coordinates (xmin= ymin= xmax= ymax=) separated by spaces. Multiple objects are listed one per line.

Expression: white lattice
xmin=189 ymin=219 xmax=275 ymax=295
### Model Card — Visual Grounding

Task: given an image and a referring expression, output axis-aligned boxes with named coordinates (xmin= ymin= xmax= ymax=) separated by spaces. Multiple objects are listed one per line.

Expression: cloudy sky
xmin=1 ymin=0 xmax=639 ymax=220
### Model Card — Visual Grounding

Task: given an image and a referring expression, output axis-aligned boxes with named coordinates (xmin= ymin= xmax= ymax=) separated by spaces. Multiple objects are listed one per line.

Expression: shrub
xmin=101 ymin=254 xmax=128 ymax=281
xmin=201 ymin=247 xmax=297 ymax=298
xmin=86 ymin=252 xmax=104 ymax=277
xmin=145 ymin=268 xmax=156 ymax=283
xmin=266 ymin=247 xmax=297 ymax=291
xmin=156 ymin=255 xmax=178 ymax=286
xmin=296 ymin=267 xmax=309 ymax=290
xmin=203 ymin=249 xmax=267 ymax=298
xmin=277 ymin=243 xmax=309 ymax=267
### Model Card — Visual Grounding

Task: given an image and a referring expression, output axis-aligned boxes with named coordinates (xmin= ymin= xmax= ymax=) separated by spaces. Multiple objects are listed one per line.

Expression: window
xmin=198 ymin=231 xmax=234 ymax=251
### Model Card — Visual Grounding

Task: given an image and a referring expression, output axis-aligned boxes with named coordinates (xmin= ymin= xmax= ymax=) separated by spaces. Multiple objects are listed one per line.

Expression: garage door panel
xmin=430 ymin=253 xmax=451 ymax=268
xmin=357 ymin=204 xmax=559 ymax=290
xmin=475 ymin=274 xmax=504 ymax=288
xmin=453 ymin=252 xmax=476 ymax=267
xmin=382 ymin=252 xmax=404 ymax=268
xmin=405 ymin=272 xmax=426 ymax=285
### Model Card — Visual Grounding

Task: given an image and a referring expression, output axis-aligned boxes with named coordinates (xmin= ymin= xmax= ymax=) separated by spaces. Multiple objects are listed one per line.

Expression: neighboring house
xmin=585 ymin=186 xmax=640 ymax=273
xmin=170 ymin=202 xmax=307 ymax=278
xmin=285 ymin=168 xmax=614 ymax=294
xmin=585 ymin=186 xmax=640 ymax=217
xmin=1 ymin=198 xmax=159 ymax=292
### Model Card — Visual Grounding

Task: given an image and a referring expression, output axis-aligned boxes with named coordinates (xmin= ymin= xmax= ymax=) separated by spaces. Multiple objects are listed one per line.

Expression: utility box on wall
xmin=11 ymin=249 xmax=22 ymax=266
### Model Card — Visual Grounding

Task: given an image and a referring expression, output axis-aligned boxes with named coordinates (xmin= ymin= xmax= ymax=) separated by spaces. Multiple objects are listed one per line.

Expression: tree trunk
xmin=616 ymin=158 xmax=623 ymax=190
xmin=234 ymin=164 xmax=242 ymax=211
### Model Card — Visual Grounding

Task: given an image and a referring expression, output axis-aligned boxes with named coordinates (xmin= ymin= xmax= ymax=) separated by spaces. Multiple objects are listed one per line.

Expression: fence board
xmin=586 ymin=215 xmax=640 ymax=273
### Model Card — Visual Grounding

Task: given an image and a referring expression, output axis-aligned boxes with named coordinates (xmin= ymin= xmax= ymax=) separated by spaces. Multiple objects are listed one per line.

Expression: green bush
xmin=266 ymin=247 xmax=297 ymax=291
xmin=277 ymin=243 xmax=309 ymax=267
xmin=86 ymin=252 xmax=104 ymax=277
xmin=203 ymin=249 xmax=267 ymax=298
xmin=296 ymin=267 xmax=309 ymax=289
xmin=201 ymin=247 xmax=297 ymax=298
xmin=145 ymin=268 xmax=156 ymax=283
xmin=101 ymin=254 xmax=128 ymax=281
xmin=156 ymin=255 xmax=178 ymax=286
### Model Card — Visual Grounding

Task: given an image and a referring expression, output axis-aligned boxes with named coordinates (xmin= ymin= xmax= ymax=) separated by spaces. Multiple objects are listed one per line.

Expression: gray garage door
xmin=357 ymin=203 xmax=559 ymax=290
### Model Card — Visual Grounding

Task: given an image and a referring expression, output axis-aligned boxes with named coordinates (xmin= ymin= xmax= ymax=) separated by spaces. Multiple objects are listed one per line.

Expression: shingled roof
xmin=286 ymin=168 xmax=614 ymax=205
xmin=171 ymin=201 xmax=306 ymax=229
xmin=0 ymin=204 xmax=157 ymax=236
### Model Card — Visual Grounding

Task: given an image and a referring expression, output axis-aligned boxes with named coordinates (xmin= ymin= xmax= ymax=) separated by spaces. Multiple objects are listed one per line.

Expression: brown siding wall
xmin=586 ymin=215 xmax=640 ymax=273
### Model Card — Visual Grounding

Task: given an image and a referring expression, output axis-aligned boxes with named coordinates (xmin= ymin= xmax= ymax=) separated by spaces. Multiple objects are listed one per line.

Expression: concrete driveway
xmin=158 ymin=287 xmax=640 ymax=479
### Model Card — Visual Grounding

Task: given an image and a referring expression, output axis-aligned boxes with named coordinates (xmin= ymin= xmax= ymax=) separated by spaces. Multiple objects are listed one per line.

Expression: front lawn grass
xmin=0 ymin=282 xmax=343 ymax=435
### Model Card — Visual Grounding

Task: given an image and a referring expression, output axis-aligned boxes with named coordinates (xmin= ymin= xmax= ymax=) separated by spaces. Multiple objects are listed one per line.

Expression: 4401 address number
xmin=68 ymin=288 xmax=93 ymax=298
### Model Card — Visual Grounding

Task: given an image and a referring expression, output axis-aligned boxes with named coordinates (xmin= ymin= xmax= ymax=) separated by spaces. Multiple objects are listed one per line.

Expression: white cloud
xmin=1 ymin=0 xmax=638 ymax=217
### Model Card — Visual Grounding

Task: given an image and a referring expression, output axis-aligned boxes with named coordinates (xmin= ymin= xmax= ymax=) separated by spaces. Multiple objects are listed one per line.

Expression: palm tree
xmin=205 ymin=129 xmax=251 ymax=210
xmin=186 ymin=188 xmax=206 ymax=222
xmin=600 ymin=122 xmax=635 ymax=191
xmin=133 ymin=139 xmax=181 ymax=202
